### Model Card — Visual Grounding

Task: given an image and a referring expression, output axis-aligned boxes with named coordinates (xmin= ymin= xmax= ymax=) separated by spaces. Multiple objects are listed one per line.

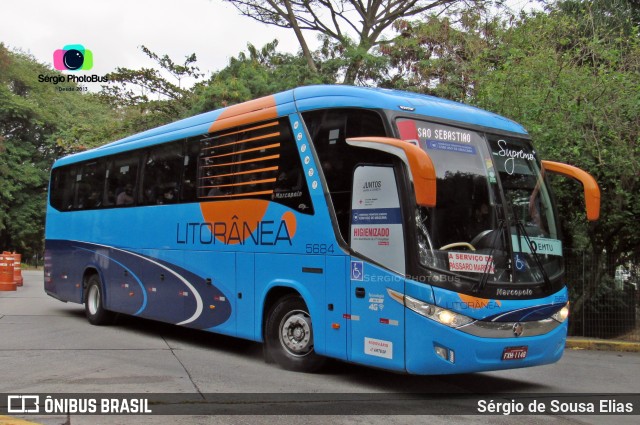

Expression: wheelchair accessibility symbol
xmin=515 ymin=254 xmax=527 ymax=271
xmin=351 ymin=261 xmax=364 ymax=281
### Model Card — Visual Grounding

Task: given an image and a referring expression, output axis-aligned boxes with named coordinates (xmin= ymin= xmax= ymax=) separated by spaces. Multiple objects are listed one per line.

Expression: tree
xmin=378 ymin=8 xmax=503 ymax=100
xmin=223 ymin=0 xmax=501 ymax=84
xmin=99 ymin=46 xmax=203 ymax=133
xmin=471 ymin=1 xmax=640 ymax=316
xmin=0 ymin=44 xmax=117 ymax=260
xmin=377 ymin=0 xmax=639 ymax=329
xmin=190 ymin=40 xmax=331 ymax=114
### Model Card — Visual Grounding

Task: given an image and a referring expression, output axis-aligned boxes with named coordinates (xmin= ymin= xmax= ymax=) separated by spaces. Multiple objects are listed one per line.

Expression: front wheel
xmin=265 ymin=295 xmax=325 ymax=372
xmin=84 ymin=274 xmax=115 ymax=326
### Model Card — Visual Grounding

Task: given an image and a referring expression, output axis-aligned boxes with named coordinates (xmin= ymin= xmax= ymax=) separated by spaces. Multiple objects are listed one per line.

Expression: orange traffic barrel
xmin=0 ymin=252 xmax=17 ymax=291
xmin=12 ymin=252 xmax=23 ymax=286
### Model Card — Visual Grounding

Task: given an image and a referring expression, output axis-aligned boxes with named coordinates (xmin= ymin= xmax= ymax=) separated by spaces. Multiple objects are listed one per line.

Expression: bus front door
xmin=348 ymin=165 xmax=406 ymax=372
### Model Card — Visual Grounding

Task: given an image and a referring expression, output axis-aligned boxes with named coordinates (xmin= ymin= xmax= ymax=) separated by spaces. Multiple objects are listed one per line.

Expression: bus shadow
xmin=63 ymin=308 xmax=263 ymax=359
xmin=322 ymin=359 xmax=548 ymax=393
xmin=120 ymin=313 xmax=264 ymax=357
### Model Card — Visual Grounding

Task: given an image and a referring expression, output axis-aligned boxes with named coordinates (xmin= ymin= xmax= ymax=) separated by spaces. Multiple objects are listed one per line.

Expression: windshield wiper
xmin=511 ymin=206 xmax=552 ymax=290
xmin=473 ymin=205 xmax=508 ymax=292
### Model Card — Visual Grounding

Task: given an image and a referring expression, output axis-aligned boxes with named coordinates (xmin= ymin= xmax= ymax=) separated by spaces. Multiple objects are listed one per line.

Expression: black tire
xmin=265 ymin=294 xmax=325 ymax=373
xmin=84 ymin=274 xmax=115 ymax=326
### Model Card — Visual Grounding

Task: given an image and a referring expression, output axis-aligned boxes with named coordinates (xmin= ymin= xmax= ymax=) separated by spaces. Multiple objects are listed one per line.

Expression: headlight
xmin=551 ymin=302 xmax=569 ymax=323
xmin=388 ymin=289 xmax=474 ymax=328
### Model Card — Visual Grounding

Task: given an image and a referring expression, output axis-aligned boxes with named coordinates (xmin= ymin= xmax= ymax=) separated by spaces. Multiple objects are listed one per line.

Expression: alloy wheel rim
xmin=279 ymin=309 xmax=313 ymax=357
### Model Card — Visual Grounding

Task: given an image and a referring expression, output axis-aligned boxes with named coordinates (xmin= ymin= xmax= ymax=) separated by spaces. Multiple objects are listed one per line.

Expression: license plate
xmin=502 ymin=346 xmax=528 ymax=360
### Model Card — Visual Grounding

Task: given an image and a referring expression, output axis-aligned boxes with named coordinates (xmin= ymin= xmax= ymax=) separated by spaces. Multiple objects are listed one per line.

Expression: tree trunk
xmin=283 ymin=0 xmax=317 ymax=74
xmin=343 ymin=61 xmax=361 ymax=85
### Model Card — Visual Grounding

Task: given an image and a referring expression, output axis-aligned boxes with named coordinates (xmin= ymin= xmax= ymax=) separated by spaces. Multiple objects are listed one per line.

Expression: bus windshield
xmin=397 ymin=118 xmax=562 ymax=288
xmin=488 ymin=135 xmax=562 ymax=284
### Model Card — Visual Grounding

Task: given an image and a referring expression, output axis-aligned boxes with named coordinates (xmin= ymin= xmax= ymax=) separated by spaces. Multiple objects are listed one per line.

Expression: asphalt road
xmin=1 ymin=271 xmax=639 ymax=425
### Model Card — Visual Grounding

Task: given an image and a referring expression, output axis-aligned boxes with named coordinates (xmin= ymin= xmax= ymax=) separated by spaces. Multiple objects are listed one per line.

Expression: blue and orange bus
xmin=45 ymin=85 xmax=600 ymax=374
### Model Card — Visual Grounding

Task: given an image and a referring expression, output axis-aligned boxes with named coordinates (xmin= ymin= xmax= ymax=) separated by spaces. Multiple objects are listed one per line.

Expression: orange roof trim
xmin=208 ymin=96 xmax=278 ymax=133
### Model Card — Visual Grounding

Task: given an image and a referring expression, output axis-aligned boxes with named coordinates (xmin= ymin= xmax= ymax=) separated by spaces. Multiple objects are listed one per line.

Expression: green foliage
xmin=190 ymin=40 xmax=332 ymax=114
xmin=474 ymin=1 xmax=640 ymax=258
xmin=376 ymin=0 xmax=639 ymax=318
xmin=99 ymin=45 xmax=204 ymax=134
xmin=471 ymin=1 xmax=640 ymax=313
xmin=223 ymin=0 xmax=499 ymax=84
xmin=315 ymin=35 xmax=390 ymax=86
xmin=379 ymin=9 xmax=504 ymax=100
xmin=0 ymin=44 xmax=117 ymax=258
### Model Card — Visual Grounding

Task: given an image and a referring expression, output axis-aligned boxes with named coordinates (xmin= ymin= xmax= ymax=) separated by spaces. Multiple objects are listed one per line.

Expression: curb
xmin=566 ymin=338 xmax=640 ymax=353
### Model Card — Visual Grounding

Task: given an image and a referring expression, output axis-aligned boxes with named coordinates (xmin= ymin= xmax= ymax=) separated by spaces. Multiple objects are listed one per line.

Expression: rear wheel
xmin=84 ymin=274 xmax=114 ymax=326
xmin=265 ymin=294 xmax=325 ymax=372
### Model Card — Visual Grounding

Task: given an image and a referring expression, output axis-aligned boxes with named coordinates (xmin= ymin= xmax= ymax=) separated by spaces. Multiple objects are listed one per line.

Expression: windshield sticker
xmin=419 ymin=126 xmax=473 ymax=143
xmin=397 ymin=119 xmax=419 ymax=142
xmin=398 ymin=120 xmax=484 ymax=151
xmin=485 ymin=158 xmax=497 ymax=183
xmin=495 ymin=140 xmax=535 ymax=175
xmin=511 ymin=236 xmax=562 ymax=256
xmin=514 ymin=253 xmax=528 ymax=271
xmin=427 ymin=140 xmax=477 ymax=155
xmin=448 ymin=252 xmax=495 ymax=274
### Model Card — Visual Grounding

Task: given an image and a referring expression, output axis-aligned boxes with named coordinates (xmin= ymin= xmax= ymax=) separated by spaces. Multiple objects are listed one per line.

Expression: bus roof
xmin=292 ymin=85 xmax=526 ymax=134
xmin=54 ymin=85 xmax=527 ymax=167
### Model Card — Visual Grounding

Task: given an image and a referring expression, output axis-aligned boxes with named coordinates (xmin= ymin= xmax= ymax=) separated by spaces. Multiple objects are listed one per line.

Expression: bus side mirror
xmin=346 ymin=137 xmax=437 ymax=207
xmin=541 ymin=160 xmax=600 ymax=221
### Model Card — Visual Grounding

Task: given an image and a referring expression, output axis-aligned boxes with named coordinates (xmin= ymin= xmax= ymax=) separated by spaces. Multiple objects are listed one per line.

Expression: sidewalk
xmin=566 ymin=337 xmax=640 ymax=352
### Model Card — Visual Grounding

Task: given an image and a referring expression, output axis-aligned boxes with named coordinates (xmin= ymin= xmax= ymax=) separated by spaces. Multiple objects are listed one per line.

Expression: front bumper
xmin=405 ymin=308 xmax=567 ymax=375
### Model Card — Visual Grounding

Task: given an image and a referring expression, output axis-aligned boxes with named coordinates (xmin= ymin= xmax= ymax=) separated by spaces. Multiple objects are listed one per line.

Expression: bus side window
xmin=182 ymin=139 xmax=200 ymax=203
xmin=76 ymin=160 xmax=106 ymax=210
xmin=50 ymin=166 xmax=78 ymax=211
xmin=106 ymin=154 xmax=139 ymax=207
xmin=142 ymin=142 xmax=183 ymax=205
xmin=302 ymin=108 xmax=388 ymax=240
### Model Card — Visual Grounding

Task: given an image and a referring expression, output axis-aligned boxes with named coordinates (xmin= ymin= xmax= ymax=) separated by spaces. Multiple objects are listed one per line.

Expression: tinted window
xmin=76 ymin=160 xmax=106 ymax=209
xmin=106 ymin=154 xmax=139 ymax=207
xmin=49 ymin=119 xmax=314 ymax=214
xmin=487 ymin=135 xmax=562 ymax=282
xmin=182 ymin=140 xmax=200 ymax=203
xmin=142 ymin=142 xmax=183 ymax=205
xmin=302 ymin=108 xmax=389 ymax=240
xmin=50 ymin=166 xmax=78 ymax=211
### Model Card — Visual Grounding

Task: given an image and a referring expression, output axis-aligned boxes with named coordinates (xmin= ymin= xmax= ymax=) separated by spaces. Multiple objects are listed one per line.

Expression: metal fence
xmin=564 ymin=249 xmax=639 ymax=342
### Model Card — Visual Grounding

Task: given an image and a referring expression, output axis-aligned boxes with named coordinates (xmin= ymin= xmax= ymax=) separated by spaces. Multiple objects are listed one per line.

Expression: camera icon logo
xmin=53 ymin=44 xmax=93 ymax=71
